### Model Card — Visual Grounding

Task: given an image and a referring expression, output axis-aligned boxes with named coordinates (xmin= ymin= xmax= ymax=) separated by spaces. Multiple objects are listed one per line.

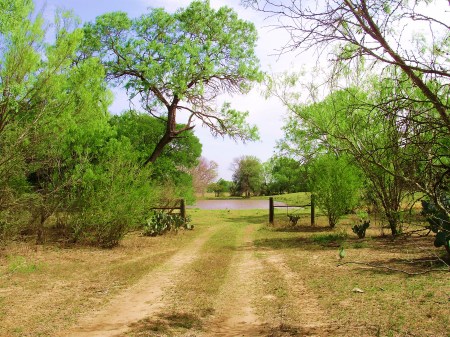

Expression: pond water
xmin=190 ymin=199 xmax=286 ymax=210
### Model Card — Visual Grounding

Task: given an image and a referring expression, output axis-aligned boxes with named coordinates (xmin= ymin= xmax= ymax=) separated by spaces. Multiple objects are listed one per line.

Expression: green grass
xmin=310 ymin=232 xmax=348 ymax=245
xmin=254 ymin=192 xmax=312 ymax=205
xmin=7 ymin=255 xmax=43 ymax=274
xmin=199 ymin=192 xmax=313 ymax=206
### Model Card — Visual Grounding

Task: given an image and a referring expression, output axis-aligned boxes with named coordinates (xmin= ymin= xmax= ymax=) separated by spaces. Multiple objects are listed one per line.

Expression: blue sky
xmin=33 ymin=0 xmax=307 ymax=180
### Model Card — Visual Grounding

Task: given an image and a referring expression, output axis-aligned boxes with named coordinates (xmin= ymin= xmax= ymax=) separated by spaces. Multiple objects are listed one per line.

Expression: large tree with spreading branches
xmin=82 ymin=0 xmax=263 ymax=165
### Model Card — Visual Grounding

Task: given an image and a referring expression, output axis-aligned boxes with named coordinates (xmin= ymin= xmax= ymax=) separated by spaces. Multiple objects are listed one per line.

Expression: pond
xmin=190 ymin=199 xmax=286 ymax=210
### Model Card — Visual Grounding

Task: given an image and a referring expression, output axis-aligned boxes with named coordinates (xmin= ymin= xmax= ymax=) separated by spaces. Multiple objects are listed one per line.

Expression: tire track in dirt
xmin=61 ymin=226 xmax=219 ymax=337
xmin=262 ymin=252 xmax=333 ymax=337
xmin=199 ymin=223 xmax=266 ymax=337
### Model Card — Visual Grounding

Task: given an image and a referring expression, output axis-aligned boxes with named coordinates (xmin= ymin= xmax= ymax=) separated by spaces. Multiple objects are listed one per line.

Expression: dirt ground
xmin=61 ymin=220 xmax=333 ymax=337
xmin=0 ymin=210 xmax=448 ymax=337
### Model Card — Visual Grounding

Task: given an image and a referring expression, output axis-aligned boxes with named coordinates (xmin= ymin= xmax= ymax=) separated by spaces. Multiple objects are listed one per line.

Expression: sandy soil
xmin=262 ymin=252 xmax=332 ymax=336
xmin=61 ymin=227 xmax=216 ymax=337
xmin=57 ymin=222 xmax=331 ymax=337
xmin=3 ymin=212 xmax=448 ymax=337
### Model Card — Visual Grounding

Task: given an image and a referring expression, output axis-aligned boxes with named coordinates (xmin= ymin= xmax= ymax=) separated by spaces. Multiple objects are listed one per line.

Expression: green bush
xmin=65 ymin=139 xmax=160 ymax=248
xmin=309 ymin=154 xmax=363 ymax=228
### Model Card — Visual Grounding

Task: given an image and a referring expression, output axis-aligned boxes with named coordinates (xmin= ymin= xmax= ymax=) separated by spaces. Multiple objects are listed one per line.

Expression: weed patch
xmin=311 ymin=232 xmax=348 ymax=246
xmin=7 ymin=255 xmax=42 ymax=274
xmin=127 ymin=312 xmax=202 ymax=336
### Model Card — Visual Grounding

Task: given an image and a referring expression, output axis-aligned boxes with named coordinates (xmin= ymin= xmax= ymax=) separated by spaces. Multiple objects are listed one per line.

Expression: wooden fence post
xmin=180 ymin=199 xmax=186 ymax=221
xmin=310 ymin=194 xmax=315 ymax=226
xmin=269 ymin=197 xmax=274 ymax=225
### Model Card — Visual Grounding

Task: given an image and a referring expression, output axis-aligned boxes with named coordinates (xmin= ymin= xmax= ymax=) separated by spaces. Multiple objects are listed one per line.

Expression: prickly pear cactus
xmin=421 ymin=196 xmax=450 ymax=252
xmin=352 ymin=220 xmax=370 ymax=239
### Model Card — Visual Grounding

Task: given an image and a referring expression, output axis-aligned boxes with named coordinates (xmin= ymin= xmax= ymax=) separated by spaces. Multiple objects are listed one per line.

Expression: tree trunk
xmin=143 ymin=101 xmax=179 ymax=166
xmin=143 ymin=131 xmax=173 ymax=166
xmin=444 ymin=244 xmax=450 ymax=258
xmin=36 ymin=206 xmax=49 ymax=245
xmin=387 ymin=217 xmax=398 ymax=236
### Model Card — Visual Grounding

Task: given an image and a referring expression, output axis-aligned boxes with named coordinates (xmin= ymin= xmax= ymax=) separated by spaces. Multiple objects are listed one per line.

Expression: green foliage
xmin=264 ymin=156 xmax=308 ymax=195
xmin=0 ymin=3 xmax=166 ymax=247
xmin=65 ymin=138 xmax=159 ymax=248
xmin=273 ymin=75 xmax=411 ymax=236
xmin=309 ymin=154 xmax=363 ymax=227
xmin=82 ymin=1 xmax=263 ymax=163
xmin=311 ymin=232 xmax=348 ymax=245
xmin=208 ymin=179 xmax=231 ymax=197
xmin=110 ymin=111 xmax=201 ymax=203
xmin=231 ymin=156 xmax=264 ymax=197
xmin=352 ymin=220 xmax=370 ymax=239
xmin=143 ymin=211 xmax=192 ymax=237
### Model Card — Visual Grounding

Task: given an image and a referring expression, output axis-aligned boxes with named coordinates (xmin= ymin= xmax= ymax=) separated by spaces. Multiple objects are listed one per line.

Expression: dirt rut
xmin=263 ymin=252 xmax=332 ymax=336
xmin=61 ymin=227 xmax=217 ymax=337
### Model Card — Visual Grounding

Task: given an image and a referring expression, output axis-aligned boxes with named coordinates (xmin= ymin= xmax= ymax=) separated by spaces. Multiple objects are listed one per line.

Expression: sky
xmin=33 ymin=1 xmax=447 ymax=180
xmin=33 ymin=0 xmax=307 ymax=180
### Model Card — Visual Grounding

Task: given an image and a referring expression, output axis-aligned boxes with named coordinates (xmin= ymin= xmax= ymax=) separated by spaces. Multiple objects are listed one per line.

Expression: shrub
xmin=309 ymin=154 xmax=363 ymax=228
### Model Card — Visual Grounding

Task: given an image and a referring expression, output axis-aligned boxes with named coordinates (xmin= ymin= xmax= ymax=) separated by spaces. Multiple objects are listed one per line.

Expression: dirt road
xmin=3 ymin=209 xmax=448 ymax=337
xmin=61 ymin=218 xmax=331 ymax=337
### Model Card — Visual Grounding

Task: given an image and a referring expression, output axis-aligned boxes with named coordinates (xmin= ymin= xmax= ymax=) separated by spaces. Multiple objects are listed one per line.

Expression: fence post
xmin=269 ymin=197 xmax=274 ymax=225
xmin=180 ymin=199 xmax=186 ymax=221
xmin=310 ymin=194 xmax=315 ymax=226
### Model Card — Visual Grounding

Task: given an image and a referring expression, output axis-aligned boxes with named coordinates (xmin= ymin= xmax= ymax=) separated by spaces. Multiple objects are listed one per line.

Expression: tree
xmin=0 ymin=1 xmax=118 ymax=242
xmin=309 ymin=153 xmax=363 ymax=228
xmin=265 ymin=156 xmax=307 ymax=195
xmin=110 ymin=111 xmax=202 ymax=203
xmin=231 ymin=156 xmax=264 ymax=197
xmin=272 ymin=75 xmax=416 ymax=235
xmin=0 ymin=2 xmax=160 ymax=247
xmin=244 ymin=0 xmax=449 ymax=128
xmin=189 ymin=157 xmax=218 ymax=196
xmin=82 ymin=0 xmax=263 ymax=165
xmin=245 ymin=0 xmax=450 ymax=219
xmin=208 ymin=178 xmax=231 ymax=197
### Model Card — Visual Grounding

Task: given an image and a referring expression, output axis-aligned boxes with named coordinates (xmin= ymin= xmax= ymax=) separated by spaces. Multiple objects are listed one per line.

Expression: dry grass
xmin=256 ymin=217 xmax=450 ymax=337
xmin=0 ymin=209 xmax=448 ymax=337
xmin=0 ymin=229 xmax=201 ymax=337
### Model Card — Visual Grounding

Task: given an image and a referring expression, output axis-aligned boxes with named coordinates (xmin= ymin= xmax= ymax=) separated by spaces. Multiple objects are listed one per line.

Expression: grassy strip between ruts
xmin=125 ymin=209 xmax=246 ymax=336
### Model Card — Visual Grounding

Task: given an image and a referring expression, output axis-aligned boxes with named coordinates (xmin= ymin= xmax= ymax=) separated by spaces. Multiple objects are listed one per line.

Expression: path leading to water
xmin=61 ymin=214 xmax=331 ymax=337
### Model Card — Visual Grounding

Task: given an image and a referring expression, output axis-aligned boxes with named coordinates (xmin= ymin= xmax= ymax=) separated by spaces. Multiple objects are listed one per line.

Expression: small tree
xmin=190 ymin=157 xmax=218 ymax=196
xmin=267 ymin=156 xmax=307 ymax=194
xmin=209 ymin=179 xmax=230 ymax=197
xmin=231 ymin=156 xmax=263 ymax=197
xmin=309 ymin=154 xmax=363 ymax=228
